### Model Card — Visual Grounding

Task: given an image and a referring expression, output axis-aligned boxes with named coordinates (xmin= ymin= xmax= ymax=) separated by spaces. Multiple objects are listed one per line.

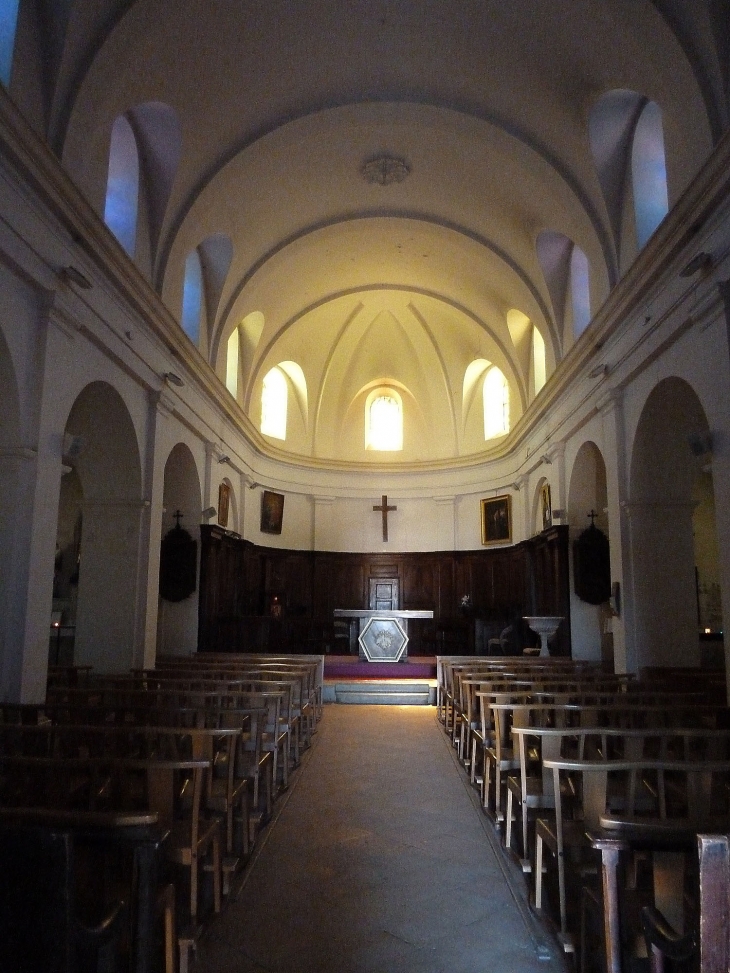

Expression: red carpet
xmin=323 ymin=655 xmax=436 ymax=679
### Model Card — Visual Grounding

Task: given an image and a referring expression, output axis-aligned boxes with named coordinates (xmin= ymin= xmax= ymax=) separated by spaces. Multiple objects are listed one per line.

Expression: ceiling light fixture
xmin=680 ymin=252 xmax=713 ymax=277
xmin=201 ymin=506 xmax=216 ymax=519
xmin=540 ymin=454 xmax=552 ymax=465
xmin=163 ymin=372 xmax=184 ymax=387
xmin=589 ymin=364 xmax=609 ymax=379
xmin=60 ymin=265 xmax=92 ymax=289
xmin=360 ymin=154 xmax=411 ymax=186
xmin=218 ymin=455 xmax=230 ymax=465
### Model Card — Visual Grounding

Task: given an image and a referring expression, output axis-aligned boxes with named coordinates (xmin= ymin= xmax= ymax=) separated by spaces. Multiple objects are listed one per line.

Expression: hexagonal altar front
xmin=359 ymin=616 xmax=408 ymax=663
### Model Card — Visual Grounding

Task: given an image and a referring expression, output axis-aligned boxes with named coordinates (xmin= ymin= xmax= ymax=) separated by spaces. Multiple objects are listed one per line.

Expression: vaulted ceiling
xmin=17 ymin=0 xmax=729 ymax=467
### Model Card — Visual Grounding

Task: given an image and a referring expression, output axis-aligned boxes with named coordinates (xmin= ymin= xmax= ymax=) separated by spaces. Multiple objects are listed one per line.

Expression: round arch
xmin=158 ymin=443 xmax=202 ymax=658
xmin=628 ymin=376 xmax=715 ymax=670
xmin=60 ymin=381 xmax=142 ymax=674
xmin=567 ymin=441 xmax=610 ymax=663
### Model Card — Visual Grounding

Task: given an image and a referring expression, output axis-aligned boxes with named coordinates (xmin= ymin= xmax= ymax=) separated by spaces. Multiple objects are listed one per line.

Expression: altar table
xmin=333 ymin=609 xmax=434 ymax=662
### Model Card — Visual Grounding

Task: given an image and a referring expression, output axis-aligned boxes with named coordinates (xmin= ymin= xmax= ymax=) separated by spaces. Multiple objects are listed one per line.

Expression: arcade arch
xmin=59 ymin=382 xmax=142 ymax=674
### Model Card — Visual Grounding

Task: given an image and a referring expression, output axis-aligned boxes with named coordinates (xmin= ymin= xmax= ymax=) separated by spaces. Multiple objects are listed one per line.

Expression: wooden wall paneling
xmin=196 ymin=531 xmax=572 ymax=657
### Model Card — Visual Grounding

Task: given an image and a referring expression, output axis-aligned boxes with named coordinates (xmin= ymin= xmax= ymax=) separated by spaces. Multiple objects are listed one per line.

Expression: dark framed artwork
xmin=481 ymin=495 xmax=512 ymax=545
xmin=218 ymin=482 xmax=230 ymax=528
xmin=261 ymin=490 xmax=284 ymax=535
xmin=541 ymin=483 xmax=552 ymax=531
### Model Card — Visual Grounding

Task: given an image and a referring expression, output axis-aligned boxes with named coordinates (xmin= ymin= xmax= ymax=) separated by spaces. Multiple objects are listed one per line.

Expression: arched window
xmin=261 ymin=367 xmax=288 ymax=440
xmin=536 ymin=230 xmax=591 ymax=343
xmin=104 ymin=115 xmax=139 ymax=256
xmin=533 ymin=327 xmax=546 ymax=396
xmin=181 ymin=249 xmax=203 ymax=345
xmin=0 ymin=0 xmax=19 ymax=86
xmin=483 ymin=367 xmax=509 ymax=440
xmin=365 ymin=389 xmax=403 ymax=451
xmin=570 ymin=245 xmax=591 ymax=338
xmin=589 ymin=90 xmax=669 ymax=262
xmin=632 ymin=100 xmax=669 ymax=248
xmin=226 ymin=328 xmax=239 ymax=398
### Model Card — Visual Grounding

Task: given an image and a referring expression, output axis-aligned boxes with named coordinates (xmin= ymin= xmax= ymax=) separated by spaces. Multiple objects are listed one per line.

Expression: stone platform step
xmin=323 ymin=680 xmax=436 ymax=705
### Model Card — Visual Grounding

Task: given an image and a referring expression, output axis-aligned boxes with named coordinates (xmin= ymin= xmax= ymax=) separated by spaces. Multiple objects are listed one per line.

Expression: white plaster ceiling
xmin=49 ymin=0 xmax=725 ymax=467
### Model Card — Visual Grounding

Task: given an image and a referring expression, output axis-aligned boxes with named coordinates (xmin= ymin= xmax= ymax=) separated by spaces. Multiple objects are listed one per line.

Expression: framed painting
xmin=481 ymin=495 xmax=512 ymax=545
xmin=217 ymin=482 xmax=230 ymax=528
xmin=261 ymin=490 xmax=284 ymax=535
xmin=541 ymin=483 xmax=552 ymax=531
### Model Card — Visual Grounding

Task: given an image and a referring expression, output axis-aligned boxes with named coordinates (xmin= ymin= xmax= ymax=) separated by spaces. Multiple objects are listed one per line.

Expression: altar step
xmin=323 ymin=680 xmax=436 ymax=705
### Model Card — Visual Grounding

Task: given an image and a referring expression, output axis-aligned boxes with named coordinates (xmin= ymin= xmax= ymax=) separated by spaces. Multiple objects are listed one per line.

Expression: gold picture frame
xmin=481 ymin=495 xmax=512 ymax=545
xmin=541 ymin=483 xmax=552 ymax=531
xmin=260 ymin=490 xmax=284 ymax=535
xmin=217 ymin=482 xmax=230 ymax=528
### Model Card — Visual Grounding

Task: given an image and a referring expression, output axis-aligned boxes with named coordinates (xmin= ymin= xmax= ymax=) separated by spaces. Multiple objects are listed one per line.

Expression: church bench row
xmin=0 ymin=753 xmax=221 ymax=929
xmin=437 ymin=665 xmax=730 ymax=965
xmin=536 ymin=755 xmax=730 ymax=961
xmin=46 ymin=683 xmax=299 ymax=781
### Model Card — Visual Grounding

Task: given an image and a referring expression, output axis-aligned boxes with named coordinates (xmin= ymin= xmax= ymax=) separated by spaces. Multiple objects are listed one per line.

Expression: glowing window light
xmin=0 ymin=0 xmax=19 ymax=86
xmin=533 ymin=327 xmax=546 ymax=395
xmin=181 ymin=249 xmax=202 ymax=345
xmin=571 ymin=245 xmax=591 ymax=338
xmin=104 ymin=116 xmax=139 ymax=256
xmin=483 ymin=367 xmax=509 ymax=440
xmin=632 ymin=101 xmax=669 ymax=249
xmin=366 ymin=393 xmax=402 ymax=451
xmin=226 ymin=328 xmax=239 ymax=398
xmin=261 ymin=367 xmax=287 ymax=440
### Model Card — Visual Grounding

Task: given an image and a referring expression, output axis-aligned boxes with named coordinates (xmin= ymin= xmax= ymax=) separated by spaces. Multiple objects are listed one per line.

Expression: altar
xmin=333 ymin=609 xmax=434 ymax=662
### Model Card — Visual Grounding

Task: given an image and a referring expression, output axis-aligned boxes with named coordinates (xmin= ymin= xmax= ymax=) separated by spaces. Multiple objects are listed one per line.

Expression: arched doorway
xmin=568 ymin=442 xmax=610 ymax=662
xmin=60 ymin=382 xmax=142 ymax=674
xmin=158 ymin=443 xmax=202 ymax=657
xmin=629 ymin=378 xmax=719 ymax=669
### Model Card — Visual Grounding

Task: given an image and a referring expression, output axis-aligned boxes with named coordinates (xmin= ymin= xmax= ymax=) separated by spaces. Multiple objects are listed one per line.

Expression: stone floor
xmin=195 ymin=705 xmax=570 ymax=973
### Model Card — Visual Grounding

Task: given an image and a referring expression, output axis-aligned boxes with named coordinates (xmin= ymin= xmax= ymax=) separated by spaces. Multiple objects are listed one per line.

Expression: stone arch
xmin=628 ymin=377 xmax=715 ymax=669
xmin=61 ymin=381 xmax=142 ymax=674
xmin=158 ymin=442 xmax=202 ymax=658
xmin=567 ymin=441 xmax=610 ymax=663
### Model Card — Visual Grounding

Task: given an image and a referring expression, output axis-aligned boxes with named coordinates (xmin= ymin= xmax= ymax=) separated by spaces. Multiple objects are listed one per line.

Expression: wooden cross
xmin=373 ymin=495 xmax=397 ymax=542
xmin=587 ymin=509 xmax=598 ymax=525
xmin=173 ymin=509 xmax=184 ymax=528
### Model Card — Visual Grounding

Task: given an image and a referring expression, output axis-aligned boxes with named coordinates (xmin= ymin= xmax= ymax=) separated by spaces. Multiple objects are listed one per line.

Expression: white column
xmin=599 ymin=391 xmax=632 ymax=673
xmin=137 ymin=389 xmax=174 ymax=670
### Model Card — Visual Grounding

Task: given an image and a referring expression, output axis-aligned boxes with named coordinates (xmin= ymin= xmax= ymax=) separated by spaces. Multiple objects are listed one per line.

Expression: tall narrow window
xmin=483 ymin=367 xmax=509 ymax=439
xmin=533 ymin=327 xmax=546 ymax=396
xmin=632 ymin=100 xmax=669 ymax=248
xmin=0 ymin=0 xmax=19 ymax=86
xmin=261 ymin=367 xmax=287 ymax=440
xmin=570 ymin=245 xmax=591 ymax=338
xmin=365 ymin=390 xmax=403 ymax=451
xmin=181 ymin=249 xmax=202 ymax=345
xmin=226 ymin=328 xmax=239 ymax=398
xmin=104 ymin=116 xmax=139 ymax=256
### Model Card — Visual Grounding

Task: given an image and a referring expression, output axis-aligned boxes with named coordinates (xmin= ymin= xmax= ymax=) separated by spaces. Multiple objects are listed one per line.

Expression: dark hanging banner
xmin=160 ymin=512 xmax=197 ymax=602
xmin=573 ymin=517 xmax=611 ymax=605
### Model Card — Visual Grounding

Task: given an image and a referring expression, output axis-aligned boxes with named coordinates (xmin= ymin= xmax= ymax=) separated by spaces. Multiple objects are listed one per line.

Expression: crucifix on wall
xmin=373 ymin=494 xmax=397 ymax=542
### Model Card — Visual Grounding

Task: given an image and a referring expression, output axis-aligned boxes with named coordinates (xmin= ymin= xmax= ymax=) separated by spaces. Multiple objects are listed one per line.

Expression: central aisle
xmin=197 ymin=706 xmax=568 ymax=973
